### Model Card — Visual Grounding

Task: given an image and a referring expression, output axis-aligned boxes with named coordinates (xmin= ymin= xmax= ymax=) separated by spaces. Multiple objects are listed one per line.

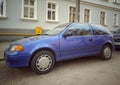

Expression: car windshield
xmin=43 ymin=23 xmax=70 ymax=36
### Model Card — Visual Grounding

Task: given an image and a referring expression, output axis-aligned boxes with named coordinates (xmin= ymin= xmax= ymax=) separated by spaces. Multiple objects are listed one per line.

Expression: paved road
xmin=0 ymin=42 xmax=120 ymax=85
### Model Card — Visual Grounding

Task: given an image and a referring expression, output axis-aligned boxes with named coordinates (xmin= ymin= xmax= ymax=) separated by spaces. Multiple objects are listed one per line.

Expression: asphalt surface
xmin=0 ymin=42 xmax=120 ymax=85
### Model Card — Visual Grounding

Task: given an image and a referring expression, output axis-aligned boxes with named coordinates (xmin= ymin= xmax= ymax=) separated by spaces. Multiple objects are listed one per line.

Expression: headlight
xmin=10 ymin=45 xmax=24 ymax=52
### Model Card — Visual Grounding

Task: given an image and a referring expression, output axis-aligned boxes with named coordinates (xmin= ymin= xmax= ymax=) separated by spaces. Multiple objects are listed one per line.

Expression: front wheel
xmin=100 ymin=45 xmax=112 ymax=60
xmin=31 ymin=51 xmax=55 ymax=74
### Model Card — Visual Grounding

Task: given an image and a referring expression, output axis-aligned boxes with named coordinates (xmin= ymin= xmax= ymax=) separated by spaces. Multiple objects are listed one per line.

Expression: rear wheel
xmin=100 ymin=45 xmax=112 ymax=60
xmin=31 ymin=50 xmax=55 ymax=74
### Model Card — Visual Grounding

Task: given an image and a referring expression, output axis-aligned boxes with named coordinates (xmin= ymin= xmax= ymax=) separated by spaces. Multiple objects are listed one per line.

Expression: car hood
xmin=11 ymin=35 xmax=52 ymax=45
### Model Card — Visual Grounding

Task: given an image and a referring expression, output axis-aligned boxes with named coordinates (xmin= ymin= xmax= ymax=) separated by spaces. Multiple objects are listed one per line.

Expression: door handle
xmin=89 ymin=38 xmax=92 ymax=41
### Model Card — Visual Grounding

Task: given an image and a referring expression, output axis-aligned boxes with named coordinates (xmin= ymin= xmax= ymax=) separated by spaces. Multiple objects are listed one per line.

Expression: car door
xmin=59 ymin=23 xmax=93 ymax=60
xmin=90 ymin=25 xmax=107 ymax=54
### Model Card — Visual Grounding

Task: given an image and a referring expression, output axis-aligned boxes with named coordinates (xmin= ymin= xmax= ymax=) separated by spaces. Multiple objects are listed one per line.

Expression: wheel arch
xmin=103 ymin=42 xmax=113 ymax=50
xmin=29 ymin=48 xmax=56 ymax=66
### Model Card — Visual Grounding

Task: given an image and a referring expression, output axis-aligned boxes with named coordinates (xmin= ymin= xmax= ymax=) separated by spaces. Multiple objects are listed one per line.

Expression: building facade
xmin=0 ymin=0 xmax=120 ymax=41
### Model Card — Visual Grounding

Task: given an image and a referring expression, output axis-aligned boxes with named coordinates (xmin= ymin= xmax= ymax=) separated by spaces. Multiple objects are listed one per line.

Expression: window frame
xmin=113 ymin=14 xmax=118 ymax=26
xmin=113 ymin=0 xmax=120 ymax=3
xmin=69 ymin=5 xmax=76 ymax=22
xmin=100 ymin=11 xmax=107 ymax=26
xmin=0 ymin=0 xmax=6 ymax=19
xmin=113 ymin=0 xmax=120 ymax=4
xmin=46 ymin=1 xmax=58 ymax=22
xmin=21 ymin=0 xmax=38 ymax=21
xmin=84 ymin=8 xmax=91 ymax=23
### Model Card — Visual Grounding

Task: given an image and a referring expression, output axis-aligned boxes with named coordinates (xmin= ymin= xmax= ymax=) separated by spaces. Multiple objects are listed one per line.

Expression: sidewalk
xmin=0 ymin=42 xmax=11 ymax=59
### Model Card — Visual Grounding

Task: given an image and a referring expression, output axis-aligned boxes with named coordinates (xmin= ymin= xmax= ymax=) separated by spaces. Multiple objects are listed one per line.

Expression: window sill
xmin=46 ymin=20 xmax=59 ymax=23
xmin=101 ymin=24 xmax=107 ymax=27
xmin=0 ymin=16 xmax=7 ymax=20
xmin=101 ymin=0 xmax=108 ymax=2
xmin=113 ymin=25 xmax=119 ymax=27
xmin=21 ymin=18 xmax=38 ymax=22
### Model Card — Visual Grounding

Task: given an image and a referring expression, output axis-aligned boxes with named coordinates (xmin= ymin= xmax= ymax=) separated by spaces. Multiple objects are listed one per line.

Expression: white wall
xmin=80 ymin=2 xmax=120 ymax=31
xmin=0 ymin=0 xmax=119 ymax=31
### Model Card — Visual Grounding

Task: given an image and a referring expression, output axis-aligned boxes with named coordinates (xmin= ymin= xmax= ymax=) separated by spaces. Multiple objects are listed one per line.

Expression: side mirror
xmin=63 ymin=30 xmax=72 ymax=37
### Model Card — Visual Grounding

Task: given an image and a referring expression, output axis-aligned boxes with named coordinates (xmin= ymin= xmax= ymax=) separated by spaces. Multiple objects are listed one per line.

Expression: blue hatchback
xmin=4 ymin=23 xmax=114 ymax=74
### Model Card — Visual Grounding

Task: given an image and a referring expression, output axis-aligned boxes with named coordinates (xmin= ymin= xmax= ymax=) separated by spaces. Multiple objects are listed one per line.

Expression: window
xmin=47 ymin=1 xmax=58 ymax=21
xmin=0 ymin=0 xmax=6 ymax=18
xmin=22 ymin=0 xmax=37 ymax=19
xmin=100 ymin=11 xmax=106 ymax=25
xmin=113 ymin=14 xmax=118 ymax=26
xmin=93 ymin=27 xmax=106 ymax=35
xmin=69 ymin=6 xmax=76 ymax=22
xmin=113 ymin=0 xmax=120 ymax=3
xmin=84 ymin=9 xmax=90 ymax=23
xmin=68 ymin=23 xmax=90 ymax=36
xmin=92 ymin=25 xmax=111 ymax=35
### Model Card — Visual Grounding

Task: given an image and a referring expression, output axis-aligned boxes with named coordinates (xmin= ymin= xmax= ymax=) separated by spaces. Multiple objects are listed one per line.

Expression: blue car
xmin=4 ymin=23 xmax=114 ymax=74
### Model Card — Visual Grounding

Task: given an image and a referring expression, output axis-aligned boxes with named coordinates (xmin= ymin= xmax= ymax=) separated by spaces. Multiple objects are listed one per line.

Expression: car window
xmin=68 ymin=23 xmax=90 ymax=36
xmin=93 ymin=28 xmax=106 ymax=35
xmin=92 ymin=25 xmax=111 ymax=35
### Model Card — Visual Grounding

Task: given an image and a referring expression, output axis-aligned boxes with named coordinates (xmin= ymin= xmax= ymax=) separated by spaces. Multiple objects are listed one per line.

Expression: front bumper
xmin=114 ymin=42 xmax=120 ymax=46
xmin=114 ymin=42 xmax=120 ymax=49
xmin=4 ymin=49 xmax=30 ymax=68
xmin=114 ymin=37 xmax=120 ymax=47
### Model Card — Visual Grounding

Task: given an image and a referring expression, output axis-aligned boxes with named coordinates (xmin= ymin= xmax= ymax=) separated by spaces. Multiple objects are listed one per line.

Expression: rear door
xmin=90 ymin=25 xmax=107 ymax=54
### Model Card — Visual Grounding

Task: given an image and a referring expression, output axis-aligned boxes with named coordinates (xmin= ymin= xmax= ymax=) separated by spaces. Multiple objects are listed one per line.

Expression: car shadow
xmin=0 ymin=55 xmax=110 ymax=83
xmin=54 ymin=56 xmax=100 ymax=70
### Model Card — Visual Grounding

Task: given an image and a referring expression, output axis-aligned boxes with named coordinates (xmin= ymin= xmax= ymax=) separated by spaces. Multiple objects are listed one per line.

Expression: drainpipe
xmin=75 ymin=0 xmax=80 ymax=22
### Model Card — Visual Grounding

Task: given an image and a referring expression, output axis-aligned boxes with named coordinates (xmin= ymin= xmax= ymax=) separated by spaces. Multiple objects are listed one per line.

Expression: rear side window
xmin=92 ymin=25 xmax=111 ymax=35
xmin=68 ymin=23 xmax=90 ymax=36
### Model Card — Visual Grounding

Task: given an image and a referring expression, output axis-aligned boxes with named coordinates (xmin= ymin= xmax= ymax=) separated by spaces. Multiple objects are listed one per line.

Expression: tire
xmin=100 ymin=45 xmax=112 ymax=60
xmin=31 ymin=50 xmax=55 ymax=74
